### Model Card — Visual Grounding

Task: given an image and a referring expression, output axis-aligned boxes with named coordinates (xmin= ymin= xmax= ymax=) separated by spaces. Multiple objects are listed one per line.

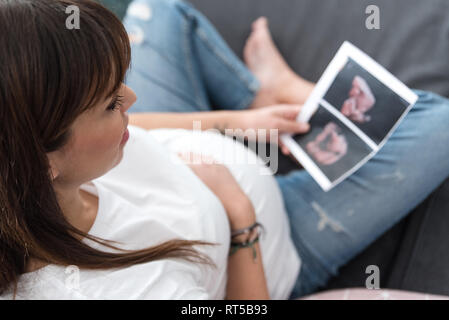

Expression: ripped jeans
xmin=122 ymin=0 xmax=449 ymax=298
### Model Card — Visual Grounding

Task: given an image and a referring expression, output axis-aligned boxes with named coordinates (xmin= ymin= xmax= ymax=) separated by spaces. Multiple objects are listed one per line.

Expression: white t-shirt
xmin=2 ymin=125 xmax=300 ymax=300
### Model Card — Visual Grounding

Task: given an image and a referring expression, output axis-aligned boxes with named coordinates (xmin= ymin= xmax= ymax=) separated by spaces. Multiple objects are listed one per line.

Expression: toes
xmin=252 ymin=16 xmax=268 ymax=31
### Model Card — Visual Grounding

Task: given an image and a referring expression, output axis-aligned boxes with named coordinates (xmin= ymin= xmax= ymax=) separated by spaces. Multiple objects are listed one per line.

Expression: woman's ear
xmin=47 ymin=153 xmax=60 ymax=180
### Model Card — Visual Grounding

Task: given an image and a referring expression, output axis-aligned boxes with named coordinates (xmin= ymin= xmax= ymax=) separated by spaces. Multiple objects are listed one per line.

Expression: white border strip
xmin=341 ymin=42 xmax=418 ymax=105
xmin=298 ymin=47 xmax=349 ymax=123
xmin=280 ymin=133 xmax=332 ymax=191
xmin=320 ymin=99 xmax=379 ymax=151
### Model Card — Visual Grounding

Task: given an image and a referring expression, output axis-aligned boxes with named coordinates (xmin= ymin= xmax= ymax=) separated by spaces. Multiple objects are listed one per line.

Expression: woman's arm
xmin=178 ymin=153 xmax=270 ymax=299
xmin=129 ymin=110 xmax=237 ymax=133
xmin=129 ymin=105 xmax=310 ymax=155
xmin=225 ymin=200 xmax=270 ymax=300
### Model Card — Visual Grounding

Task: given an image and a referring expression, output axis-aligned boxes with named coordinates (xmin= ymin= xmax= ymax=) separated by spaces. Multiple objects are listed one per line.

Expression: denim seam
xmin=293 ymin=224 xmax=340 ymax=277
xmin=238 ymin=90 xmax=257 ymax=109
xmin=280 ymin=180 xmax=346 ymax=277
xmin=287 ymin=190 xmax=334 ymax=275
xmin=131 ymin=67 xmax=199 ymax=109
xmin=142 ymin=37 xmax=190 ymax=81
xmin=181 ymin=13 xmax=208 ymax=108
xmin=288 ymin=234 xmax=335 ymax=297
xmin=195 ymin=27 xmax=259 ymax=94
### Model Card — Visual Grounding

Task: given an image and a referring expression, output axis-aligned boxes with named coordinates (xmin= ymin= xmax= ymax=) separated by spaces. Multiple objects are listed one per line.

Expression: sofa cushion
xmin=189 ymin=0 xmax=449 ymax=98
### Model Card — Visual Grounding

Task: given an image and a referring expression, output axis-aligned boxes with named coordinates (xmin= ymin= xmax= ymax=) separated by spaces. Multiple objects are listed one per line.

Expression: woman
xmin=1 ymin=0 xmax=448 ymax=299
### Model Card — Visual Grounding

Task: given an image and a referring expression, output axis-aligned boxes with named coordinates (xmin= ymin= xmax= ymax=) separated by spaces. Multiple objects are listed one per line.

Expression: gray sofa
xmin=103 ymin=0 xmax=449 ymax=296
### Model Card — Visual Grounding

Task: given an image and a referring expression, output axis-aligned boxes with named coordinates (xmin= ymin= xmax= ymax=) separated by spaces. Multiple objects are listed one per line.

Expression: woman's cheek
xmin=74 ymin=129 xmax=120 ymax=161
xmin=92 ymin=131 xmax=122 ymax=155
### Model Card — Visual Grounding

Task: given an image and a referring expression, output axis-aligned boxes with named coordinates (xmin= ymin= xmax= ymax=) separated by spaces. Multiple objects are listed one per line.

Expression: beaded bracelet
xmin=229 ymin=235 xmax=260 ymax=260
xmin=231 ymin=222 xmax=264 ymax=238
xmin=229 ymin=222 xmax=265 ymax=260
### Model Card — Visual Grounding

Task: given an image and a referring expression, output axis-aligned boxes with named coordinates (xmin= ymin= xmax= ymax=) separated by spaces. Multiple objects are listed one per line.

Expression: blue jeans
xmin=123 ymin=0 xmax=449 ymax=298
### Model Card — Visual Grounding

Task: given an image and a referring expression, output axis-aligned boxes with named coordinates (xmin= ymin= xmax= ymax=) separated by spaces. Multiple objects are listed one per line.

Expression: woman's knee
xmin=124 ymin=0 xmax=188 ymax=33
xmin=413 ymin=90 xmax=449 ymax=117
xmin=397 ymin=90 xmax=449 ymax=145
xmin=124 ymin=0 xmax=188 ymax=22
xmin=123 ymin=0 xmax=191 ymax=55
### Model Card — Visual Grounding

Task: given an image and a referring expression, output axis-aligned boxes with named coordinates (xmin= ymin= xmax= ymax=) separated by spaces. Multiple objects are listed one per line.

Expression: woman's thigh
xmin=275 ymin=90 xmax=449 ymax=297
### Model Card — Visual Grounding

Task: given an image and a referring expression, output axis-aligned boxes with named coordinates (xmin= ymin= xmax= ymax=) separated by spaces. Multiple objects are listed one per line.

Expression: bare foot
xmin=244 ymin=17 xmax=314 ymax=109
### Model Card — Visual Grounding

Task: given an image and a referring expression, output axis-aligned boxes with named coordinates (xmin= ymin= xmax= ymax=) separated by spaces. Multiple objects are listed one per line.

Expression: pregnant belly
xmin=148 ymin=128 xmax=301 ymax=300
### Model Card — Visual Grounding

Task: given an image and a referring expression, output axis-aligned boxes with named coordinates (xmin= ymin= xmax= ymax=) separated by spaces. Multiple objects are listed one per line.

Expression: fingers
xmin=277 ymin=118 xmax=310 ymax=134
xmin=278 ymin=140 xmax=291 ymax=156
xmin=271 ymin=104 xmax=303 ymax=119
xmin=269 ymin=105 xmax=310 ymax=135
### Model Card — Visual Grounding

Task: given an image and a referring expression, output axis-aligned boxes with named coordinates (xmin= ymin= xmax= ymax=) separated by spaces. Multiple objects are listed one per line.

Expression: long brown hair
xmin=0 ymin=0 xmax=214 ymax=296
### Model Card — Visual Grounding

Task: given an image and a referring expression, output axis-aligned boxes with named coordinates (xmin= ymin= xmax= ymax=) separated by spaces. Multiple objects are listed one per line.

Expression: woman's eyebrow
xmin=104 ymin=87 xmax=121 ymax=103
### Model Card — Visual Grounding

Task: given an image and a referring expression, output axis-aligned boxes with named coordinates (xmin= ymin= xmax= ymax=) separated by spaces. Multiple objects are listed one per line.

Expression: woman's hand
xmin=235 ymin=105 xmax=310 ymax=156
xmin=177 ymin=152 xmax=256 ymax=229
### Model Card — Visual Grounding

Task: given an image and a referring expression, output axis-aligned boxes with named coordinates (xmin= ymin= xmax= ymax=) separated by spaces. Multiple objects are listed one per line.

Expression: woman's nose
xmin=123 ymin=85 xmax=137 ymax=112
